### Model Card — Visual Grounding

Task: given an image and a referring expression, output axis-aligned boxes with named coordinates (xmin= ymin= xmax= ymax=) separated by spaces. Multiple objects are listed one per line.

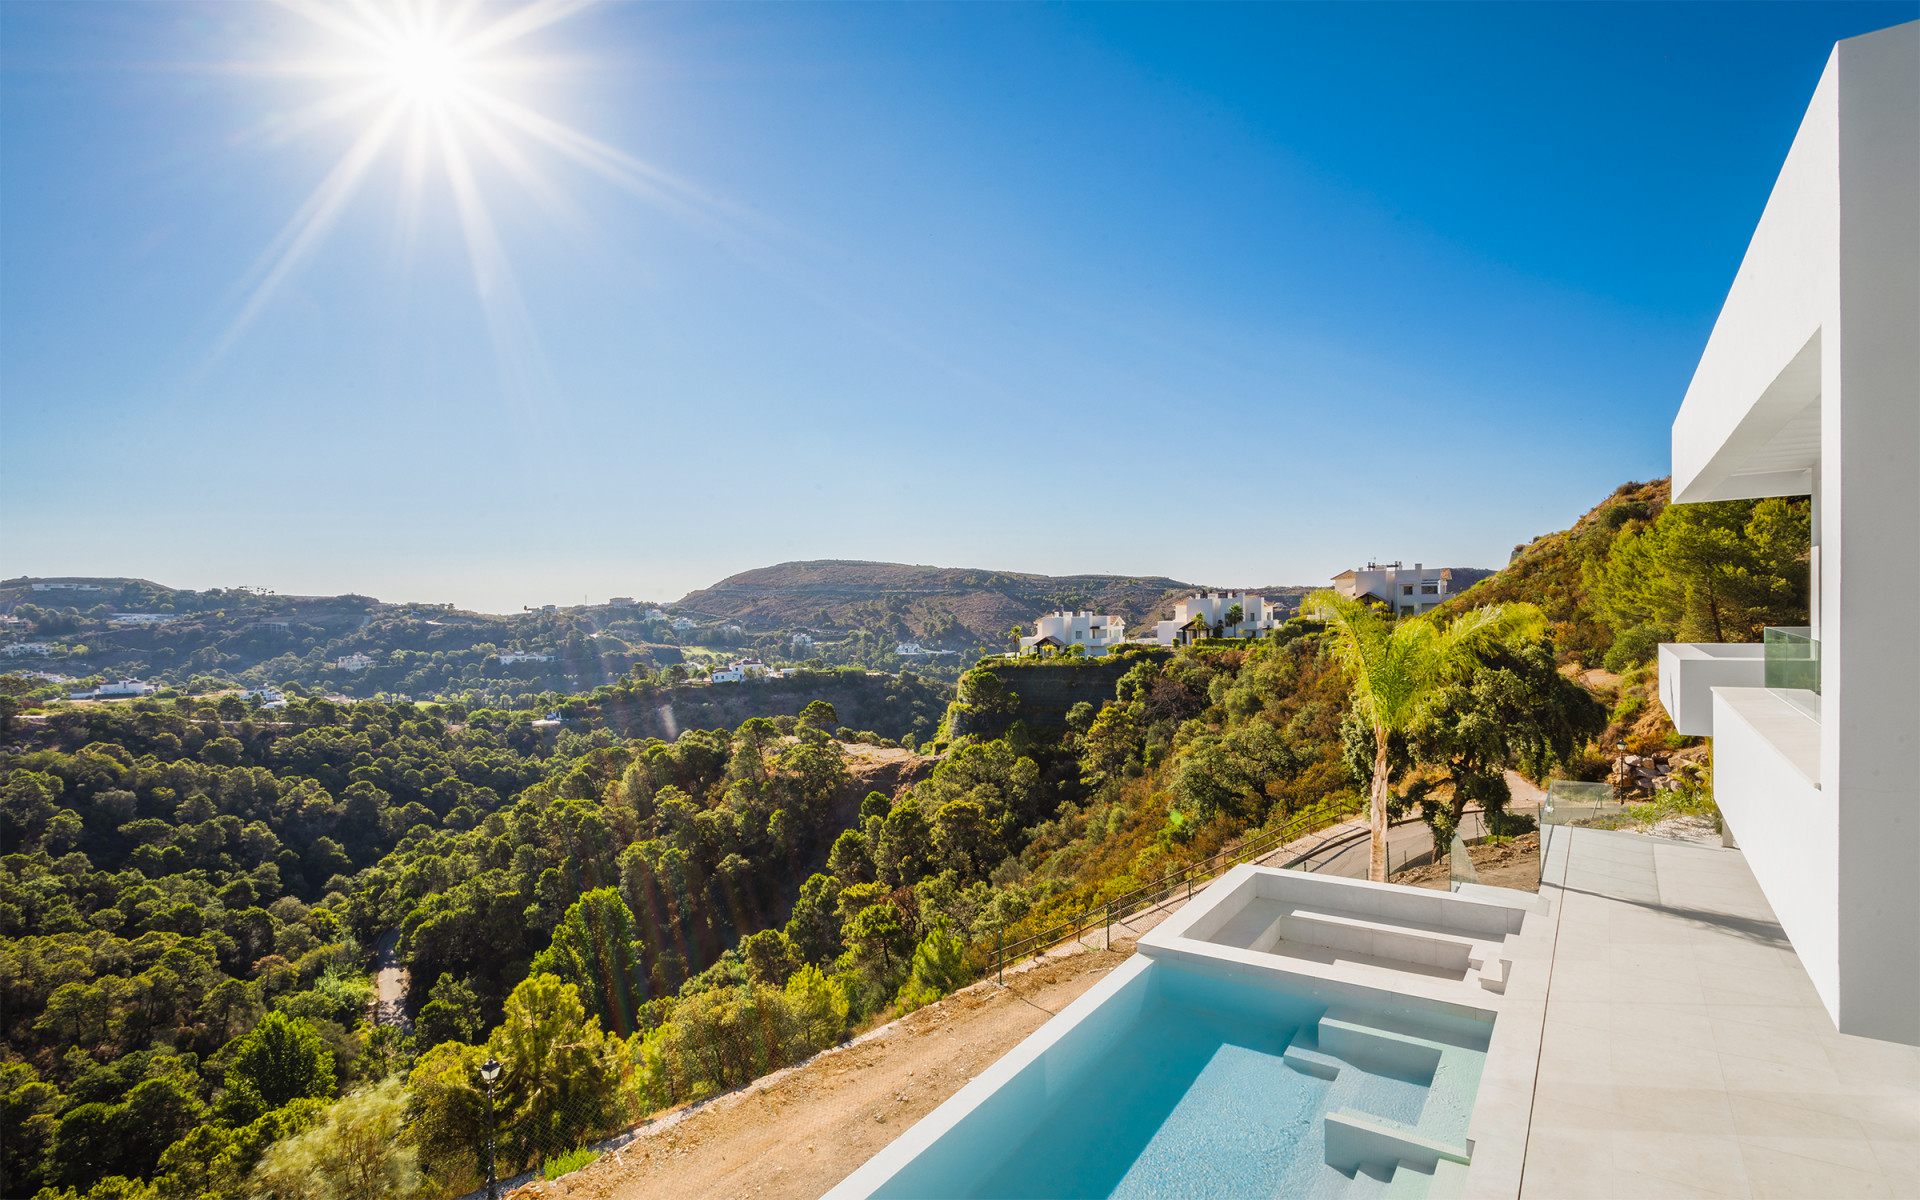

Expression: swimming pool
xmin=831 ymin=955 xmax=1490 ymax=1200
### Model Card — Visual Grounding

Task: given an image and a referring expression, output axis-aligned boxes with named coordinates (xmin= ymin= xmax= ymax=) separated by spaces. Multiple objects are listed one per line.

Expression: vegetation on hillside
xmin=0 ymin=478 xmax=1810 ymax=1198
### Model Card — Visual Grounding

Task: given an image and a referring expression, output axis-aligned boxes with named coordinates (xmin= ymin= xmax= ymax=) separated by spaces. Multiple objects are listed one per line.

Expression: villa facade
xmin=1656 ymin=21 xmax=1916 ymax=1045
xmin=1330 ymin=563 xmax=1487 ymax=617
xmin=1144 ymin=591 xmax=1286 ymax=647
xmin=1020 ymin=611 xmax=1127 ymax=656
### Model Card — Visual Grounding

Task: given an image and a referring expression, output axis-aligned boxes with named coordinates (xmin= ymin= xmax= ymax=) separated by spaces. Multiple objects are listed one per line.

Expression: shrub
xmin=542 ymin=1146 xmax=601 ymax=1179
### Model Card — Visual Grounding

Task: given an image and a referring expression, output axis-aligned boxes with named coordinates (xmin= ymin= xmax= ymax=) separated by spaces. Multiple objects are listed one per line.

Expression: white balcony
xmin=1656 ymin=642 xmax=1766 ymax=736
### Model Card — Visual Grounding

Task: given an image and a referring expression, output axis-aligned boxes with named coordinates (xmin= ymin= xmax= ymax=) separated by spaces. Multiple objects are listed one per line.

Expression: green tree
xmin=222 ymin=1012 xmax=337 ymax=1123
xmin=1405 ymin=642 xmax=1606 ymax=843
xmin=1303 ymin=592 xmax=1545 ymax=881
xmin=528 ymin=888 xmax=650 ymax=1036
xmin=873 ymin=797 xmax=935 ymax=888
xmin=413 ymin=974 xmax=485 ymax=1051
xmin=797 ymin=700 xmax=838 ymax=732
xmin=782 ymin=873 xmax=843 ymax=964
xmin=844 ymin=898 xmax=910 ymax=979
xmin=246 ymin=1078 xmax=421 ymax=1200
xmin=782 ymin=964 xmax=846 ymax=1053
xmin=405 ymin=1042 xmax=489 ymax=1188
xmin=1585 ymin=496 xmax=1810 ymax=665
xmin=826 ymin=828 xmax=874 ymax=885
xmin=741 ymin=928 xmax=798 ymax=987
xmin=485 ymin=973 xmax=621 ymax=1174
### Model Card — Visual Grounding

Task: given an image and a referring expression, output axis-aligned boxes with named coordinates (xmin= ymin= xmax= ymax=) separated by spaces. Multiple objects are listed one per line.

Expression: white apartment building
xmin=1329 ymin=562 xmax=1478 ymax=617
xmin=1656 ymin=22 xmax=1916 ymax=1044
xmin=1142 ymin=592 xmax=1286 ymax=648
xmin=498 ymin=651 xmax=554 ymax=665
xmin=335 ymin=653 xmax=375 ymax=672
xmin=1020 ymin=611 xmax=1127 ymax=656
xmin=3 ymin=642 xmax=53 ymax=657
xmin=110 ymin=613 xmax=175 ymax=624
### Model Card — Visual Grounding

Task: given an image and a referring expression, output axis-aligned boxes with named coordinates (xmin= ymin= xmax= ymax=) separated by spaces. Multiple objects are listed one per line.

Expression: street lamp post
xmin=1615 ymin=741 xmax=1629 ymax=801
xmin=480 ymin=1056 xmax=502 ymax=1200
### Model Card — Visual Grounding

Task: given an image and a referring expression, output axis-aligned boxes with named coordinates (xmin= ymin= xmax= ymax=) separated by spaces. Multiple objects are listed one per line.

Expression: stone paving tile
xmin=1519 ymin=829 xmax=1917 ymax=1200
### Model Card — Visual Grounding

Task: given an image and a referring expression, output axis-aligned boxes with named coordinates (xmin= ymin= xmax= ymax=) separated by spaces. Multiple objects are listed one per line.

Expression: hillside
xmin=0 ymin=565 xmax=1323 ymax=700
xmin=1434 ymin=478 xmax=1672 ymax=666
xmin=674 ymin=560 xmax=1316 ymax=647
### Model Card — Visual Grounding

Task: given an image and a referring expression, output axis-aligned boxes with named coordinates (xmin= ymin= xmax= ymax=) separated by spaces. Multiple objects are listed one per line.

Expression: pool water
xmin=968 ymin=993 xmax=1435 ymax=1199
xmin=849 ymin=957 xmax=1489 ymax=1200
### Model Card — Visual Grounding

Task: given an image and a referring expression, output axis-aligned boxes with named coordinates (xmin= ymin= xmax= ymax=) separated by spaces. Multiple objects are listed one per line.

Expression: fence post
xmin=997 ymin=929 xmax=1003 ymax=987
xmin=1104 ymin=900 xmax=1111 ymax=950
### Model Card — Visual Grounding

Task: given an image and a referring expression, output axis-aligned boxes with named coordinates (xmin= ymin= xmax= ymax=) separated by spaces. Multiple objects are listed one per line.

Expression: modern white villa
xmin=1143 ymin=590 xmax=1288 ymax=647
xmin=1019 ymin=610 xmax=1127 ymax=656
xmin=822 ymin=25 xmax=1918 ymax=1200
xmin=1330 ymin=563 xmax=1488 ymax=618
xmin=1655 ymin=20 xmax=1917 ymax=1047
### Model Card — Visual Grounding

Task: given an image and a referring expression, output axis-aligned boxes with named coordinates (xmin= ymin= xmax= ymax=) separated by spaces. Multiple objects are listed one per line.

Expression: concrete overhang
xmin=1673 ymin=333 xmax=1821 ymax=503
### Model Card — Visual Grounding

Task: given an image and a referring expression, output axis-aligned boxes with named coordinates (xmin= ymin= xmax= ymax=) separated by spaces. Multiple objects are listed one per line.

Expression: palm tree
xmin=1225 ymin=604 xmax=1244 ymax=638
xmin=1303 ymin=591 xmax=1545 ymax=882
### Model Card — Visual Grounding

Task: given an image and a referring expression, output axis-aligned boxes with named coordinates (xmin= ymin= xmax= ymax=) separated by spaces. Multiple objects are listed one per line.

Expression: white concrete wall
xmin=1712 ymin=688 xmax=1837 ymax=1014
xmin=1656 ymin=643 xmax=1766 ymax=736
xmin=1829 ymin=23 xmax=1919 ymax=1044
xmin=1669 ymin=22 xmax=1917 ymax=1043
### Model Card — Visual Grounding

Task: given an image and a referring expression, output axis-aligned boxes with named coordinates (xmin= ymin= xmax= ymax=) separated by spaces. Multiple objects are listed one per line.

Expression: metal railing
xmin=982 ymin=799 xmax=1364 ymax=982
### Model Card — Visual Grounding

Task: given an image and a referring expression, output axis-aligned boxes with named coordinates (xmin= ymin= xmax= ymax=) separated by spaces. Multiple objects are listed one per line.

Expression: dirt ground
xmin=1393 ymin=832 xmax=1541 ymax=892
xmin=507 ymin=945 xmax=1132 ymax=1200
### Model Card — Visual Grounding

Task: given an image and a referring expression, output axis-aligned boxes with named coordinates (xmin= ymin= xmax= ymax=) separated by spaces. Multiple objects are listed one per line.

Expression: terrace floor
xmin=1520 ymin=827 xmax=1919 ymax=1198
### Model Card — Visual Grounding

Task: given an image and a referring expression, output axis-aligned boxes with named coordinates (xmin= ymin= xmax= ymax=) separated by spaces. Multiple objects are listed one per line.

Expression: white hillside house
xmin=498 ymin=651 xmax=554 ymax=665
xmin=710 ymin=658 xmax=770 ymax=683
xmin=1020 ymin=611 xmax=1126 ymax=656
xmin=1145 ymin=592 xmax=1286 ymax=647
xmin=1330 ymin=562 xmax=1470 ymax=617
xmin=335 ymin=653 xmax=374 ymax=672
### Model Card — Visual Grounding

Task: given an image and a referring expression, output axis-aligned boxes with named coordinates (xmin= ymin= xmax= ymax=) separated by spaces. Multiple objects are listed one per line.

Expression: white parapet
xmin=1656 ymin=642 xmax=1766 ymax=736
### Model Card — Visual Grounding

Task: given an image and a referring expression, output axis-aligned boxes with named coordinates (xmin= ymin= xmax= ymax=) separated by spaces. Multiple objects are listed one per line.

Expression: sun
xmin=219 ymin=0 xmax=699 ymax=375
xmin=383 ymin=33 xmax=465 ymax=102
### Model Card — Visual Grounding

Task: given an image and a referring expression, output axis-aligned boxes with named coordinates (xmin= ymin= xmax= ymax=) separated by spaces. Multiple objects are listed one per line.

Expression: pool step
xmin=1277 ymin=909 xmax=1511 ymax=991
xmin=1324 ymin=1109 xmax=1471 ymax=1174
xmin=1293 ymin=1014 xmax=1478 ymax=1196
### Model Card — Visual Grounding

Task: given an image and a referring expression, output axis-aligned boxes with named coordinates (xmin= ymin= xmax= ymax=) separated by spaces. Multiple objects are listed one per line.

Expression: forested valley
xmin=0 ymin=480 xmax=1808 ymax=1200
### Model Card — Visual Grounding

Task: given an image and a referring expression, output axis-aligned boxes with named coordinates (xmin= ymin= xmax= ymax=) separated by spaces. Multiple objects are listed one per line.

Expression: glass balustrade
xmin=1763 ymin=626 xmax=1821 ymax=720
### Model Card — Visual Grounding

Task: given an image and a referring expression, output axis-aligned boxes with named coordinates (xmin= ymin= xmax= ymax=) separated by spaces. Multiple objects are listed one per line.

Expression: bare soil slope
xmin=508 ymin=946 xmax=1131 ymax=1200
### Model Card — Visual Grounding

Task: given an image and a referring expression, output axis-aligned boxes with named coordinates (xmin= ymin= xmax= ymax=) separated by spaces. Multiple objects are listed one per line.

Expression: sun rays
xmin=214 ymin=0 xmax=716 ymax=395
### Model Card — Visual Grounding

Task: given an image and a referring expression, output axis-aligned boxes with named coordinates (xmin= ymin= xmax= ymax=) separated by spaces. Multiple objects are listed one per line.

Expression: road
xmin=371 ymin=928 xmax=411 ymax=1032
xmin=1260 ymin=771 xmax=1547 ymax=880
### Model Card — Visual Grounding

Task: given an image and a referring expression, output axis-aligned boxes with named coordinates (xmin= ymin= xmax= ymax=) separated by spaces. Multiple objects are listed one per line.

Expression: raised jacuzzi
xmin=826 ymin=865 xmax=1549 ymax=1200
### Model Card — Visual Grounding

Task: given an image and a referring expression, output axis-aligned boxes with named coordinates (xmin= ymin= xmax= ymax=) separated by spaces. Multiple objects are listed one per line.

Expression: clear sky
xmin=3 ymin=2 xmax=1912 ymax=613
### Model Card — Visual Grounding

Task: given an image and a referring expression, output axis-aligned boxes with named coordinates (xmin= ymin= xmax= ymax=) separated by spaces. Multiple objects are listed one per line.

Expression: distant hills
xmin=0 ymin=562 xmax=1348 ymax=701
xmin=673 ymin=560 xmax=1318 ymax=645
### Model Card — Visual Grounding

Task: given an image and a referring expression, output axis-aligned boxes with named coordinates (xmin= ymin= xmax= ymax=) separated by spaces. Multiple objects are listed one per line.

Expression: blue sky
xmin=2 ymin=2 xmax=1911 ymax=613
